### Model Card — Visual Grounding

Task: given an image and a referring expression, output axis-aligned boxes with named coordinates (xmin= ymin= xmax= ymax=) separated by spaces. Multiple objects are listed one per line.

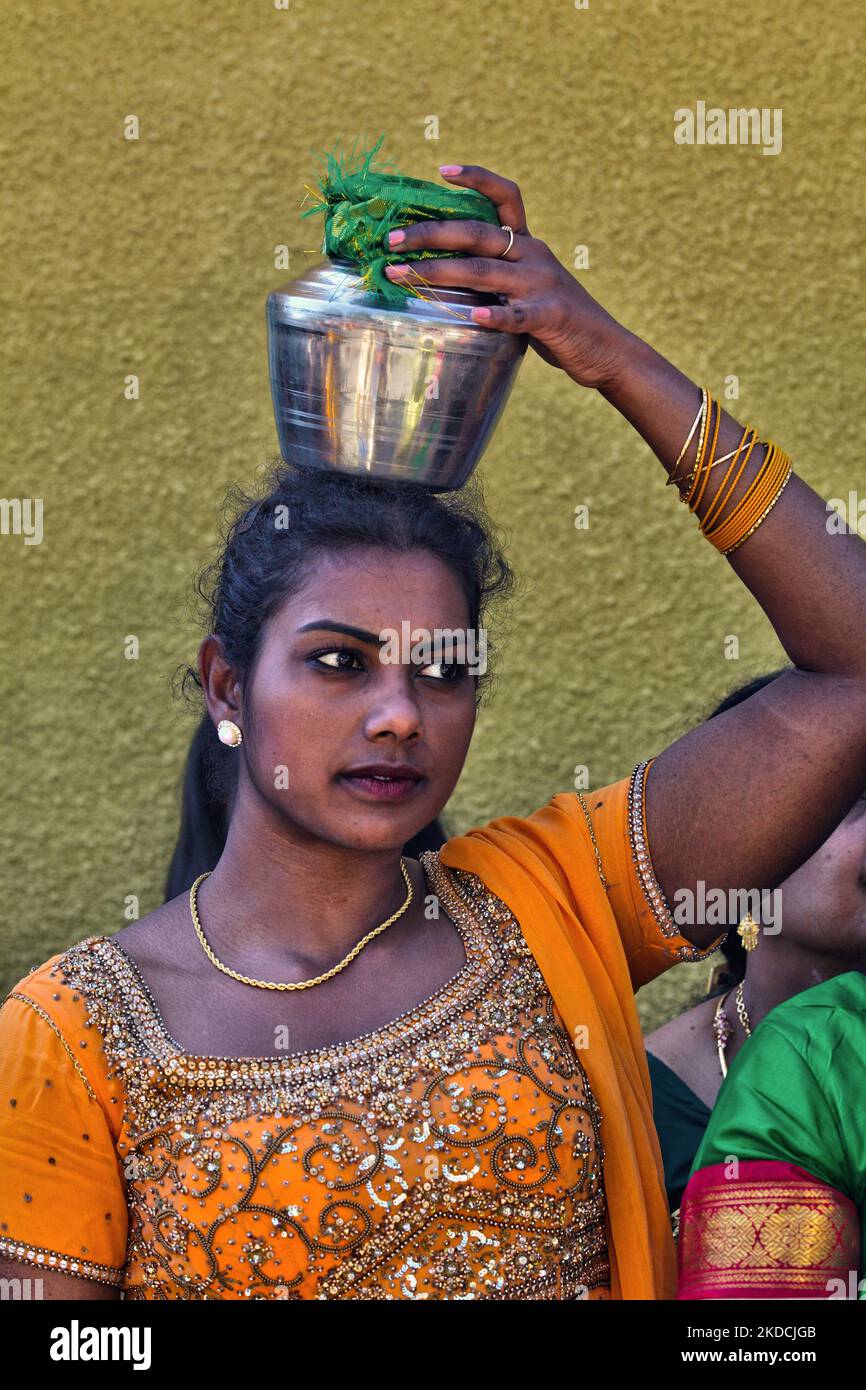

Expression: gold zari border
xmin=679 ymin=1178 xmax=859 ymax=1295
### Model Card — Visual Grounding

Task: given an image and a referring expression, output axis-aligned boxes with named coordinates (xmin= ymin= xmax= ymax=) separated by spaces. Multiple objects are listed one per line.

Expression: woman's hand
xmin=384 ymin=163 xmax=636 ymax=392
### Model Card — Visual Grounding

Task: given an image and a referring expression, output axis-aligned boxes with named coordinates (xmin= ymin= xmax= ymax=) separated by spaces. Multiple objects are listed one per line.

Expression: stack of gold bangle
xmin=669 ymin=388 xmax=794 ymax=555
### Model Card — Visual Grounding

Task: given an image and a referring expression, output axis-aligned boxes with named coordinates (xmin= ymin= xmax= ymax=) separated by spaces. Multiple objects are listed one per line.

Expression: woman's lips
xmin=338 ymin=773 xmax=426 ymax=802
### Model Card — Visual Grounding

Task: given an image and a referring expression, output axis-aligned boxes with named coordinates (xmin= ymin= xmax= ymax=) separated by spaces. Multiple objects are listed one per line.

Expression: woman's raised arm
xmin=594 ymin=340 xmax=866 ymax=947
xmin=385 ymin=164 xmax=866 ymax=947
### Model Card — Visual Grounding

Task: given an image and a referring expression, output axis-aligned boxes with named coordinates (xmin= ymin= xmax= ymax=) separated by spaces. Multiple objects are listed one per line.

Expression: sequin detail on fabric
xmin=47 ymin=855 xmax=610 ymax=1300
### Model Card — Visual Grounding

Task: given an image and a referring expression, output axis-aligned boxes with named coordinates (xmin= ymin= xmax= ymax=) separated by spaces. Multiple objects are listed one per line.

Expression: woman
xmin=163 ymin=713 xmax=449 ymax=899
xmin=646 ymin=670 xmax=866 ymax=1215
xmin=677 ymin=972 xmax=866 ymax=1299
xmin=2 ymin=163 xmax=866 ymax=1301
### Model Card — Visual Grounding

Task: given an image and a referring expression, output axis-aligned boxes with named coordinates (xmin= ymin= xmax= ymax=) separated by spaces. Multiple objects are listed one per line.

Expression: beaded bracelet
xmin=671 ymin=389 xmax=710 ymax=493
xmin=703 ymin=443 xmax=788 ymax=551
xmin=681 ymin=391 xmax=722 ymax=511
xmin=699 ymin=425 xmax=759 ymax=532
xmin=666 ymin=388 xmax=706 ymax=488
xmin=705 ymin=444 xmax=793 ymax=553
xmin=668 ymin=385 xmax=794 ymax=554
xmin=671 ymin=397 xmax=756 ymax=495
xmin=694 ymin=396 xmax=723 ymax=513
xmin=721 ymin=464 xmax=793 ymax=554
xmin=703 ymin=440 xmax=781 ymax=545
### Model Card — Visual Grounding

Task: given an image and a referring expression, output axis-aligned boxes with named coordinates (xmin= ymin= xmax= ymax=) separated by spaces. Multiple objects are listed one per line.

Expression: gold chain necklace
xmin=188 ymin=859 xmax=414 ymax=991
xmin=712 ymin=982 xmax=753 ymax=1077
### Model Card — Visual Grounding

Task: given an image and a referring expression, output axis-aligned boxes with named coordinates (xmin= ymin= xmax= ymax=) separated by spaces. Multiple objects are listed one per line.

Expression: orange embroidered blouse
xmin=0 ymin=760 xmax=718 ymax=1299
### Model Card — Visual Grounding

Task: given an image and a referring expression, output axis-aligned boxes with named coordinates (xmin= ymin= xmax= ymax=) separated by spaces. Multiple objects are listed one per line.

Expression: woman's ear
xmin=198 ymin=634 xmax=243 ymax=728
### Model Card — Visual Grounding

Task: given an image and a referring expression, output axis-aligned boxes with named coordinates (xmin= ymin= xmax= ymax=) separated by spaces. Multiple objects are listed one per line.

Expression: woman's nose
xmin=363 ymin=676 xmax=424 ymax=739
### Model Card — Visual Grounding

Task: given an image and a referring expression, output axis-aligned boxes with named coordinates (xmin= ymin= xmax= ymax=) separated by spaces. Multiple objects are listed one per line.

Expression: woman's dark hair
xmin=165 ymin=459 xmax=517 ymax=899
xmin=701 ymin=665 xmax=792 ymax=994
xmin=176 ymin=457 xmax=517 ymax=712
xmin=164 ymin=714 xmax=234 ymax=899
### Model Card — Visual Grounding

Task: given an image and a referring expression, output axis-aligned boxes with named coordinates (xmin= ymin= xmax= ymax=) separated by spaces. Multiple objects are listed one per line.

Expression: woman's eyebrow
xmin=296 ymin=619 xmax=385 ymax=646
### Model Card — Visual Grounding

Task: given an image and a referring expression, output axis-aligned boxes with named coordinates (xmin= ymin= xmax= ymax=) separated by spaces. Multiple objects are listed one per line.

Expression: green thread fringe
xmin=301 ymin=133 xmax=500 ymax=304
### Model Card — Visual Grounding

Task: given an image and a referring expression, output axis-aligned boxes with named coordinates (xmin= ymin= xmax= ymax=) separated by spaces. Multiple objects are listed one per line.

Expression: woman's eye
xmin=310 ymin=647 xmax=364 ymax=672
xmin=308 ymin=647 xmax=465 ymax=681
xmin=421 ymin=661 xmax=464 ymax=682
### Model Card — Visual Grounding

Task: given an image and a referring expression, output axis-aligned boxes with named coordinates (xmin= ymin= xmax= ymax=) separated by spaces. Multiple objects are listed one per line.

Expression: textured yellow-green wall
xmin=2 ymin=1 xmax=862 ymax=1029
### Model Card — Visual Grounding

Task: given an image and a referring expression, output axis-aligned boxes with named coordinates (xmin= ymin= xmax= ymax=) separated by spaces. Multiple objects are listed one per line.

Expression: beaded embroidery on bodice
xmin=50 ymin=851 xmax=610 ymax=1299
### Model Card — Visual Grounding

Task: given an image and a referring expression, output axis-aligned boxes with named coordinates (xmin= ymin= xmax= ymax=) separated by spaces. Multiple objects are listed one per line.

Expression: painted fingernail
xmin=471 ymin=306 xmax=492 ymax=320
xmin=385 ymin=263 xmax=409 ymax=277
xmin=439 ymin=164 xmax=463 ymax=175
xmin=387 ymin=229 xmax=405 ymax=247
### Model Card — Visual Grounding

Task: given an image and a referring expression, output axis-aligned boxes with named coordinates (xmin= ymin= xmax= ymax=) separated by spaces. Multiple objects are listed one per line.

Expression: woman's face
xmin=774 ymin=789 xmax=866 ymax=959
xmin=215 ymin=545 xmax=479 ymax=853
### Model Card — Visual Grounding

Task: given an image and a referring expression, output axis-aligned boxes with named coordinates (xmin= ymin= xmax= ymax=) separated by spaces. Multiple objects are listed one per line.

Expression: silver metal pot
xmin=266 ymin=258 xmax=527 ymax=490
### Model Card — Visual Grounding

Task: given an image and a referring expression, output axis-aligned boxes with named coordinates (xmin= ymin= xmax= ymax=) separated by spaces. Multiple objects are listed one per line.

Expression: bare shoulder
xmin=645 ymin=994 xmax=717 ymax=1077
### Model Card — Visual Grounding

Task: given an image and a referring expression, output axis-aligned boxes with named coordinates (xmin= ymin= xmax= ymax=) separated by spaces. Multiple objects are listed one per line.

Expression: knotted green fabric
xmin=301 ymin=135 xmax=501 ymax=303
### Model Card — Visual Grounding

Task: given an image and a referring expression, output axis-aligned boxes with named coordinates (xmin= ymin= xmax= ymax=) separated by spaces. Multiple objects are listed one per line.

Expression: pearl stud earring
xmin=217 ymin=719 xmax=243 ymax=747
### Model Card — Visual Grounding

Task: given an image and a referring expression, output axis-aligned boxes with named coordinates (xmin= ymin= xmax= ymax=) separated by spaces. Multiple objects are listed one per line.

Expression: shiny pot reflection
xmin=267 ymin=259 xmax=527 ymax=490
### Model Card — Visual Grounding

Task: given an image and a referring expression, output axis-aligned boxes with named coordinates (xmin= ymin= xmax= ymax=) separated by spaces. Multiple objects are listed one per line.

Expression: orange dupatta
xmin=439 ymin=765 xmax=706 ymax=1300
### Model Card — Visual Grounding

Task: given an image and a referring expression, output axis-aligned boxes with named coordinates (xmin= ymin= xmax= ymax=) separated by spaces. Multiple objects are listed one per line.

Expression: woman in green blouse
xmin=646 ymin=669 xmax=866 ymax=1214
xmin=677 ymin=971 xmax=866 ymax=1299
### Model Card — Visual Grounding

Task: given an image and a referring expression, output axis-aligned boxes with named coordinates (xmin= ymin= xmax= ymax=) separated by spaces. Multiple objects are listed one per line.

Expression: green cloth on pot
xmin=301 ymin=135 xmax=501 ymax=303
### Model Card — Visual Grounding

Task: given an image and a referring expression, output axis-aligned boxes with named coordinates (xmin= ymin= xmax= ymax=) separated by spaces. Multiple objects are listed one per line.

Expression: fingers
xmin=438 ymin=164 xmax=530 ymax=234
xmin=467 ymin=300 xmax=536 ymax=334
xmin=385 ymin=255 xmax=521 ymax=296
xmin=384 ymin=258 xmax=536 ymax=334
xmin=383 ymin=164 xmax=537 ymax=336
xmin=387 ymin=218 xmax=521 ymax=260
